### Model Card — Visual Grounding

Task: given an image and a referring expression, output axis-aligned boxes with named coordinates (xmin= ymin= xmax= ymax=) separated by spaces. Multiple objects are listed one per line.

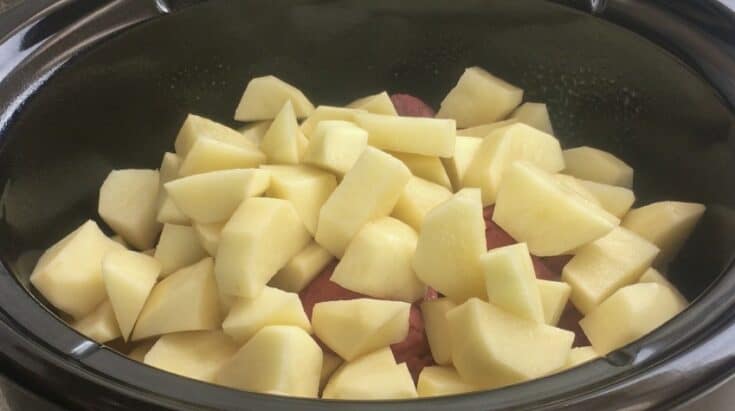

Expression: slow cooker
xmin=1 ymin=0 xmax=735 ymax=409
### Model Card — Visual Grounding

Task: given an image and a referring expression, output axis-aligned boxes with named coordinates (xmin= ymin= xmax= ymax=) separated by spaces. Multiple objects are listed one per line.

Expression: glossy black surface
xmin=0 ymin=0 xmax=734 ymax=410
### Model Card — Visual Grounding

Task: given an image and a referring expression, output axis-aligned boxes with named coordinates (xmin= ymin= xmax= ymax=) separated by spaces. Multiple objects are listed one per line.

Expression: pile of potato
xmin=29 ymin=67 xmax=704 ymax=399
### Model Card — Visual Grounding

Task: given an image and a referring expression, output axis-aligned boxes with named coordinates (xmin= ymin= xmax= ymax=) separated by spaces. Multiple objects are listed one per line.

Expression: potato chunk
xmin=537 ymin=279 xmax=571 ymax=326
xmin=421 ymin=298 xmax=457 ymax=365
xmin=492 ymin=161 xmax=619 ymax=256
xmin=355 ymin=112 xmax=455 ymax=157
xmin=132 ymin=258 xmax=221 ymax=340
xmin=442 ymin=135 xmax=482 ymax=191
xmin=300 ymin=106 xmax=364 ymax=138
xmin=315 ymin=147 xmax=410 ymax=258
xmin=565 ymin=346 xmax=599 ymax=369
xmin=72 ymin=301 xmax=121 ymax=343
xmin=331 ymin=217 xmax=425 ymax=303
xmin=580 ymin=283 xmax=685 ymax=354
xmin=153 ymin=224 xmax=207 ymax=276
xmin=578 ymin=179 xmax=635 ymax=218
xmin=143 ymin=331 xmax=238 ymax=382
xmin=260 ymin=101 xmax=308 ymax=165
xmin=302 ymin=123 xmax=368 ymax=176
xmin=417 ymin=366 xmax=483 ymax=397
xmin=322 ymin=348 xmax=417 ymax=400
xmin=563 ymin=146 xmax=634 ymax=188
xmin=215 ymin=325 xmax=322 ymax=398
xmin=99 ymin=169 xmax=161 ymax=250
xmin=175 ymin=114 xmax=255 ymax=157
xmin=234 ymin=75 xmax=315 ymax=121
xmin=269 ymin=241 xmax=333 ymax=293
xmin=312 ymin=298 xmax=410 ymax=361
xmin=193 ymin=222 xmax=225 ymax=256
xmin=391 ymin=176 xmax=453 ymax=231
xmin=215 ymin=197 xmax=311 ymax=298
xmin=178 ymin=138 xmax=265 ymax=176
xmin=31 ymin=220 xmax=123 ymax=318
xmin=391 ymin=152 xmax=452 ymax=189
xmin=437 ymin=66 xmax=523 ymax=127
xmin=509 ymin=102 xmax=554 ymax=135
xmin=347 ymin=91 xmax=397 ymax=115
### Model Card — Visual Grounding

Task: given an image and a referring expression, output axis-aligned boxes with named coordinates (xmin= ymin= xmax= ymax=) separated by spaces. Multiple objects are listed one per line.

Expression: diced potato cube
xmin=72 ymin=301 xmax=121 ymax=343
xmin=315 ymin=147 xmax=410 ymax=258
xmin=156 ymin=196 xmax=190 ymax=225
xmin=447 ymin=298 xmax=574 ymax=388
xmin=421 ymin=298 xmax=457 ymax=365
xmin=156 ymin=153 xmax=189 ymax=225
xmin=143 ymin=331 xmax=238 ymax=382
xmin=302 ymin=124 xmax=368 ymax=176
xmin=347 ymin=91 xmax=397 ymax=116
xmin=31 ymin=220 xmax=123 ymax=318
xmin=355 ymin=113 xmax=455 ymax=157
xmin=391 ymin=152 xmax=452 ymax=189
xmin=175 ymin=114 xmax=255 ymax=157
xmin=159 ymin=152 xmax=181 ymax=184
xmin=563 ymin=146 xmax=634 ymax=188
xmin=481 ymin=243 xmax=544 ymax=323
xmin=312 ymin=298 xmax=410 ymax=361
xmin=509 ymin=102 xmax=554 ymax=135
xmin=578 ymin=179 xmax=635 ymax=218
xmin=565 ymin=346 xmax=599 ymax=369
xmin=553 ymin=174 xmax=602 ymax=207
xmin=154 ymin=224 xmax=207 ymax=276
xmin=215 ymin=325 xmax=322 ymax=398
xmin=216 ymin=197 xmax=311 ymax=298
xmin=331 ymin=217 xmax=425 ymax=303
xmin=537 ymin=279 xmax=571 ymax=326
xmin=580 ymin=283 xmax=685 ymax=354
xmin=322 ymin=347 xmax=417 ymax=400
xmin=193 ymin=222 xmax=225 ymax=256
xmin=563 ymin=227 xmax=660 ymax=314
xmin=102 ymin=249 xmax=161 ymax=340
xmin=442 ymin=135 xmax=482 ymax=191
xmin=492 ymin=161 xmax=619 ymax=256
xmin=178 ymin=138 xmax=265 ymax=176
xmin=222 ymin=286 xmax=311 ymax=343
xmin=240 ymin=120 xmax=272 ymax=146
xmin=270 ymin=241 xmax=333 ymax=293
xmin=391 ymin=176 xmax=453 ymax=231
xmin=260 ymin=101 xmax=307 ymax=165
xmin=437 ymin=66 xmax=523 ymax=127
xmin=458 ymin=119 xmax=518 ymax=138
xmin=300 ymin=106 xmax=364 ymax=138
xmin=622 ymin=201 xmax=706 ymax=267
xmin=464 ymin=123 xmax=565 ymax=205
xmin=264 ymin=165 xmax=337 ymax=234
xmin=319 ymin=352 xmax=344 ymax=390
xmin=412 ymin=189 xmax=487 ymax=302
xmin=165 ymin=169 xmax=271 ymax=224
xmin=234 ymin=75 xmax=315 ymax=121
xmin=132 ymin=258 xmax=221 ymax=340
xmin=417 ymin=366 xmax=483 ymax=397
xmin=638 ymin=267 xmax=687 ymax=306
xmin=99 ymin=169 xmax=162 ymax=250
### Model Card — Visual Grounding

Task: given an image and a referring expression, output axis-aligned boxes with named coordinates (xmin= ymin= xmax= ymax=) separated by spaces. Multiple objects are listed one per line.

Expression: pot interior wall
xmin=1 ymin=0 xmax=734 ymax=309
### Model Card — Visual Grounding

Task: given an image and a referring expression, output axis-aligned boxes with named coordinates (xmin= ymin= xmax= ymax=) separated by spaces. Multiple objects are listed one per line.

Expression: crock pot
xmin=1 ymin=0 xmax=735 ymax=409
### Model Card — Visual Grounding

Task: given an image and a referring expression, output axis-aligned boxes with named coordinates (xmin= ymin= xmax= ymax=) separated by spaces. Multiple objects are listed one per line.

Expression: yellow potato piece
xmin=192 ymin=221 xmax=225 ymax=256
xmin=322 ymin=347 xmax=417 ymax=400
xmin=222 ymin=286 xmax=311 ymax=343
xmin=270 ymin=241 xmax=333 ymax=293
xmin=509 ymin=102 xmax=554 ymax=135
xmin=580 ymin=283 xmax=685 ymax=354
xmin=30 ymin=220 xmax=123 ymax=318
xmin=638 ymin=267 xmax=687 ymax=306
xmin=239 ymin=120 xmax=272 ymax=146
xmin=102 ymin=249 xmax=161 ymax=340
xmin=437 ymin=66 xmax=523 ymax=128
xmin=391 ymin=152 xmax=452 ymax=189
xmin=300 ymin=106 xmax=364 ymax=138
xmin=565 ymin=346 xmax=599 ymax=369
xmin=165 ymin=168 xmax=271 ymax=224
xmin=260 ymin=101 xmax=307 ymax=165
xmin=562 ymin=146 xmax=634 ymax=188
xmin=537 ymin=279 xmax=571 ymax=326
xmin=132 ymin=258 xmax=221 ymax=340
xmin=458 ymin=119 xmax=518 ymax=138
xmin=421 ymin=298 xmax=457 ymax=365
xmin=447 ymin=298 xmax=574 ymax=388
xmin=622 ymin=201 xmax=706 ymax=267
xmin=174 ymin=114 xmax=255 ymax=157
xmin=319 ymin=352 xmax=344 ymax=390
xmin=143 ymin=331 xmax=238 ymax=383
xmin=215 ymin=325 xmax=322 ymax=398
xmin=578 ymin=179 xmax=635 ymax=218
xmin=234 ymin=75 xmax=315 ymax=121
xmin=99 ymin=169 xmax=162 ymax=250
xmin=215 ymin=197 xmax=311 ymax=298
xmin=154 ymin=224 xmax=207 ymax=277
xmin=417 ymin=366 xmax=484 ymax=397
xmin=347 ymin=91 xmax=397 ymax=116
xmin=482 ymin=243 xmax=544 ymax=323
xmin=492 ymin=161 xmax=619 ymax=256
xmin=356 ymin=112 xmax=456 ymax=157
xmin=331 ymin=217 xmax=425 ymax=303
xmin=563 ymin=227 xmax=659 ymax=314
xmin=391 ymin=176 xmax=453 ymax=231
xmin=412 ymin=188 xmax=487 ymax=302
xmin=315 ymin=147 xmax=410 ymax=258
xmin=464 ymin=123 xmax=565 ymax=205
xmin=302 ymin=123 xmax=368 ymax=176
xmin=178 ymin=137 xmax=265 ymax=176
xmin=312 ymin=298 xmax=410 ymax=361
xmin=156 ymin=196 xmax=189 ymax=225
xmin=442 ymin=135 xmax=482 ymax=191
xmin=72 ymin=300 xmax=121 ymax=343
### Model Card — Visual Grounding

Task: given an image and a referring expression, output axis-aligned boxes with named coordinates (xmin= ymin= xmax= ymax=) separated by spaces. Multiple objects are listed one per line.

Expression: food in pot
xmin=29 ymin=67 xmax=702 ymax=399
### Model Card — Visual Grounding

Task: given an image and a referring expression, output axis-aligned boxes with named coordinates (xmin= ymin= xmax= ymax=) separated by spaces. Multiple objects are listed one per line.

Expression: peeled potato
xmin=355 ymin=112 xmax=456 ymax=157
xmin=458 ymin=119 xmax=519 ymax=138
xmin=178 ymin=137 xmax=265 ymax=176
xmin=72 ymin=300 xmax=121 ymax=343
xmin=565 ymin=346 xmax=599 ymax=369
xmin=302 ymin=123 xmax=369 ymax=176
xmin=240 ymin=120 xmax=272 ymax=146
xmin=30 ymin=220 xmax=123 ymax=318
xmin=347 ymin=91 xmax=397 ymax=116
xmin=391 ymin=152 xmax=452 ymax=189
xmin=154 ymin=224 xmax=208 ymax=276
xmin=260 ymin=101 xmax=307 ymax=165
xmin=578 ymin=179 xmax=635 ymax=218
xmin=638 ymin=267 xmax=687 ymax=306
xmin=417 ymin=366 xmax=483 ymax=397
xmin=99 ymin=169 xmax=162 ymax=250
xmin=391 ymin=176 xmax=453 ymax=231
xmin=192 ymin=222 xmax=225 ymax=256
xmin=442 ymin=135 xmax=482 ymax=191
xmin=300 ymin=106 xmax=364 ymax=138
xmin=234 ymin=75 xmax=315 ymax=121
xmin=174 ymin=114 xmax=255 ymax=157
xmin=269 ymin=241 xmax=333 ymax=293
xmin=421 ymin=298 xmax=457 ymax=365
xmin=319 ymin=352 xmax=344 ymax=390
xmin=436 ymin=66 xmax=523 ymax=128
xmin=509 ymin=102 xmax=554 ymax=135
xmin=562 ymin=146 xmax=634 ymax=188
xmin=537 ymin=279 xmax=571 ymax=326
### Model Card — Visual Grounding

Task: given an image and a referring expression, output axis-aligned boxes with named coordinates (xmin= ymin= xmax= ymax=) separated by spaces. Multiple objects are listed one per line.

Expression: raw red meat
xmin=390 ymin=93 xmax=436 ymax=118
